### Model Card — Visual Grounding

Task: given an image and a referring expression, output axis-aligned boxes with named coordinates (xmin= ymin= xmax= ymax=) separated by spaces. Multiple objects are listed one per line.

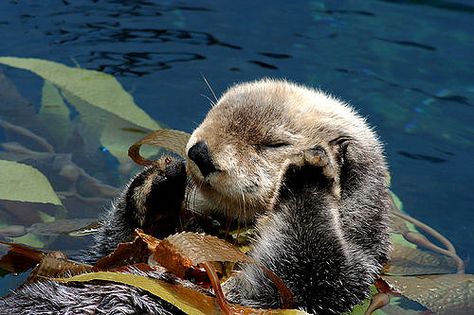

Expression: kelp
xmin=0 ymin=230 xmax=301 ymax=314
xmin=126 ymin=124 xmax=474 ymax=315
xmin=0 ymin=219 xmax=100 ymax=238
xmin=0 ymin=57 xmax=159 ymax=130
xmin=381 ymin=274 xmax=474 ymax=315
xmin=128 ymin=128 xmax=191 ymax=165
xmin=365 ymin=193 xmax=473 ymax=314
xmin=0 ymin=60 xmax=142 ymax=247
xmin=0 ymin=57 xmax=162 ymax=164
xmin=56 ymin=272 xmax=305 ymax=315
xmin=0 ymin=130 xmax=118 ymax=211
xmin=1 ymin=196 xmax=471 ymax=314
xmin=0 ymin=160 xmax=62 ymax=206
xmin=386 ymin=243 xmax=458 ymax=276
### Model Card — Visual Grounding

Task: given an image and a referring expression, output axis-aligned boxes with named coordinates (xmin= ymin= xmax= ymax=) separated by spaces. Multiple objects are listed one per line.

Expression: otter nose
xmin=187 ymin=141 xmax=217 ymax=177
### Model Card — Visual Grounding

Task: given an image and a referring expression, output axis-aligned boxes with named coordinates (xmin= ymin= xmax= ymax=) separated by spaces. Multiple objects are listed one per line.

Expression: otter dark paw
xmin=283 ymin=146 xmax=341 ymax=199
xmin=302 ymin=144 xmax=329 ymax=169
xmin=124 ymin=155 xmax=187 ymax=238
xmin=303 ymin=146 xmax=338 ymax=180
xmin=303 ymin=146 xmax=341 ymax=198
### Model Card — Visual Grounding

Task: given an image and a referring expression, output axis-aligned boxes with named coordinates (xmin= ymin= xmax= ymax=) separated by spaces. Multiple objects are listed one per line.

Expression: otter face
xmin=185 ymin=79 xmax=377 ymax=222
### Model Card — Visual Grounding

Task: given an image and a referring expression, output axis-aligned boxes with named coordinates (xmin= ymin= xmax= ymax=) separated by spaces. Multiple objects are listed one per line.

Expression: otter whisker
xmin=241 ymin=187 xmax=247 ymax=224
xmin=235 ymin=186 xmax=247 ymax=245
xmin=200 ymin=94 xmax=216 ymax=107
xmin=201 ymin=73 xmax=218 ymax=103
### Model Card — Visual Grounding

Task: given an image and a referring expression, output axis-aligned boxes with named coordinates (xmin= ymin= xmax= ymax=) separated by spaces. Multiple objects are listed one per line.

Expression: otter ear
xmin=329 ymin=136 xmax=352 ymax=165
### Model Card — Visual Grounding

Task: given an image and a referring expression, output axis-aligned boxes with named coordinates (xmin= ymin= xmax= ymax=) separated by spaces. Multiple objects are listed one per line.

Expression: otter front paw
xmin=283 ymin=145 xmax=341 ymax=199
xmin=303 ymin=146 xmax=336 ymax=177
xmin=303 ymin=146 xmax=341 ymax=198
xmin=124 ymin=156 xmax=187 ymax=238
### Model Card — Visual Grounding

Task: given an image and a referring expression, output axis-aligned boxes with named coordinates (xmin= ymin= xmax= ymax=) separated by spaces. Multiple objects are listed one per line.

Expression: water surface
xmin=0 ymin=0 xmax=472 ymax=304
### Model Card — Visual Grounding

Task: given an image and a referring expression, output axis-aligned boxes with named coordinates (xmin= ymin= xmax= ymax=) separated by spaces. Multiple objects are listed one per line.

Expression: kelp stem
xmin=364 ymin=292 xmax=390 ymax=315
xmin=202 ymin=261 xmax=232 ymax=315
xmin=393 ymin=211 xmax=465 ymax=274
xmin=0 ymin=119 xmax=54 ymax=153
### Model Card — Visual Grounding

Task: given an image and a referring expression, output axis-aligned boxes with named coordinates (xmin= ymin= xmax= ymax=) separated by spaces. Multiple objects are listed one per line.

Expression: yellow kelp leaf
xmin=10 ymin=233 xmax=45 ymax=249
xmin=55 ymin=272 xmax=308 ymax=315
xmin=0 ymin=160 xmax=62 ymax=205
xmin=0 ymin=57 xmax=159 ymax=130
xmin=389 ymin=191 xmax=403 ymax=211
xmin=100 ymin=116 xmax=155 ymax=163
xmin=39 ymin=80 xmax=72 ymax=148
xmin=61 ymin=89 xmax=156 ymax=163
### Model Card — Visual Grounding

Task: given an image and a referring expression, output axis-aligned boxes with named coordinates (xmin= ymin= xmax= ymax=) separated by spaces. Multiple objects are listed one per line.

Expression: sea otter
xmin=0 ymin=79 xmax=391 ymax=314
xmin=186 ymin=79 xmax=391 ymax=312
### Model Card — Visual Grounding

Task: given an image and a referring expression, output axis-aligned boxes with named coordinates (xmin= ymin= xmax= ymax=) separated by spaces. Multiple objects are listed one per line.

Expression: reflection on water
xmin=0 ymin=0 xmax=473 ymax=310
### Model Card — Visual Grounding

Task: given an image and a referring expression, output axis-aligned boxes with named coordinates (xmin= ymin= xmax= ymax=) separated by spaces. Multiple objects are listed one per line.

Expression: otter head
xmin=186 ymin=79 xmax=382 ymax=222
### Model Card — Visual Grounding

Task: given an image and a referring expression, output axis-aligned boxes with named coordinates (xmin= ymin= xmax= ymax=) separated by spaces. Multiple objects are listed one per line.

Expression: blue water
xmin=0 ymin=0 xmax=473 ymax=297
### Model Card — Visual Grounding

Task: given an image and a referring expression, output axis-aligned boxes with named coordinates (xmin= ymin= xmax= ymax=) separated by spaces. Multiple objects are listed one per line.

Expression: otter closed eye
xmin=261 ymin=141 xmax=291 ymax=149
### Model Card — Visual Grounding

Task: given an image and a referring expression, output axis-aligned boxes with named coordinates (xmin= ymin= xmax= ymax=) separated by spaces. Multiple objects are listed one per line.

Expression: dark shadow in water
xmin=164 ymin=5 xmax=214 ymax=12
xmin=378 ymin=0 xmax=474 ymax=14
xmin=375 ymin=37 xmax=437 ymax=51
xmin=434 ymin=94 xmax=470 ymax=104
xmin=398 ymin=150 xmax=448 ymax=163
xmin=258 ymin=52 xmax=292 ymax=59
xmin=107 ymin=0 xmax=214 ymax=12
xmin=435 ymin=148 xmax=455 ymax=156
xmin=85 ymin=51 xmax=206 ymax=77
xmin=319 ymin=9 xmax=376 ymax=17
xmin=52 ymin=1 xmax=214 ymax=18
xmin=109 ymin=29 xmax=242 ymax=49
xmin=248 ymin=60 xmax=278 ymax=70
xmin=50 ymin=26 xmax=242 ymax=50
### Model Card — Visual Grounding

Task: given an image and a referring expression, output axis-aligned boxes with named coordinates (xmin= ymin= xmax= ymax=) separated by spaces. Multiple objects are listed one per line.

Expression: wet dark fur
xmin=80 ymin=158 xmax=187 ymax=264
xmin=223 ymin=146 xmax=390 ymax=314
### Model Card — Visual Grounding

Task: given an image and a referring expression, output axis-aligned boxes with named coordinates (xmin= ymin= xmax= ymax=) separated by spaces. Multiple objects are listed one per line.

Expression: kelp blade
xmin=54 ymin=271 xmax=307 ymax=315
xmin=128 ymin=129 xmax=191 ymax=166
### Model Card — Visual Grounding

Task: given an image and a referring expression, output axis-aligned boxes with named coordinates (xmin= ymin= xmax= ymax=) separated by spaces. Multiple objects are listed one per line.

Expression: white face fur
xmin=185 ymin=79 xmax=377 ymax=222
